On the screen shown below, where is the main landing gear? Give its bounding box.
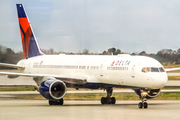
[49,98,64,105]
[138,90,148,109]
[101,88,116,104]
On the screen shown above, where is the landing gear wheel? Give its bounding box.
[101,97,106,104]
[101,88,117,105]
[49,98,64,105]
[57,98,64,105]
[138,102,143,109]
[49,100,56,105]
[143,102,148,109]
[49,100,53,105]
[111,97,116,104]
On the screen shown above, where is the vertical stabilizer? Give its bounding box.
[16,4,43,59]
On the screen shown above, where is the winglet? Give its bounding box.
[16,4,43,59]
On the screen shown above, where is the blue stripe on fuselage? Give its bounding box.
[66,82,141,89]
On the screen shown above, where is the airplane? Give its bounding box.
[0,4,179,109]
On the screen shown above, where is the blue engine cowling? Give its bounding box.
[39,78,66,100]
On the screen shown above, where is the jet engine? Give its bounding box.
[134,89,161,99]
[38,78,66,100]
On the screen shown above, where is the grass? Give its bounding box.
[4,93,140,100]
[167,70,180,73]
[6,92,180,100]
[0,86,36,91]
[154,92,180,100]
[64,93,180,100]
[168,76,180,80]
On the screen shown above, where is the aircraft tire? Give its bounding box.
[49,100,56,105]
[57,98,63,105]
[49,99,64,105]
[144,102,148,109]
[111,97,116,104]
[101,97,106,104]
[138,102,143,109]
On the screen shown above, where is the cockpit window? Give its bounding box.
[141,67,151,73]
[141,67,165,73]
[159,67,165,72]
[151,67,159,72]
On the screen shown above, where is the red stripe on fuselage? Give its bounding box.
[18,18,32,58]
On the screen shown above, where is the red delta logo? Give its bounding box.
[111,60,115,66]
[40,61,43,65]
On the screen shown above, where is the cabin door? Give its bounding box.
[131,64,135,78]
[100,60,106,77]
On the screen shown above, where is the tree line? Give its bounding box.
[0,44,180,66]
[0,45,23,64]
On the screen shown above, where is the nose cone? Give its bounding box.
[154,73,168,88]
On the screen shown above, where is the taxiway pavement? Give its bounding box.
[0,100,180,120]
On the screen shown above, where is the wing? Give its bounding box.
[0,71,87,85]
[165,68,180,72]
[0,63,25,69]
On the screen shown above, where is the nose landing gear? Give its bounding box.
[138,98,148,109]
[101,88,116,104]
[138,90,148,109]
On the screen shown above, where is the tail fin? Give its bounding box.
[16,4,43,59]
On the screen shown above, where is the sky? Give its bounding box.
[0,0,180,54]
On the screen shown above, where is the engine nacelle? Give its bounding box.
[134,89,161,99]
[39,78,66,100]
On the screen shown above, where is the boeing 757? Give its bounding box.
[0,4,178,109]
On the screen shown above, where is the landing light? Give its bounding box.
[141,92,147,97]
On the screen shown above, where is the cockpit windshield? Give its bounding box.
[141,67,165,73]
[151,67,159,72]
[159,67,165,72]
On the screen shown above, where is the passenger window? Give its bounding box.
[151,67,159,72]
[159,67,165,72]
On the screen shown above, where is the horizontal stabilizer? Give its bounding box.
[0,63,25,69]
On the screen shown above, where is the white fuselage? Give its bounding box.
[17,54,168,89]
